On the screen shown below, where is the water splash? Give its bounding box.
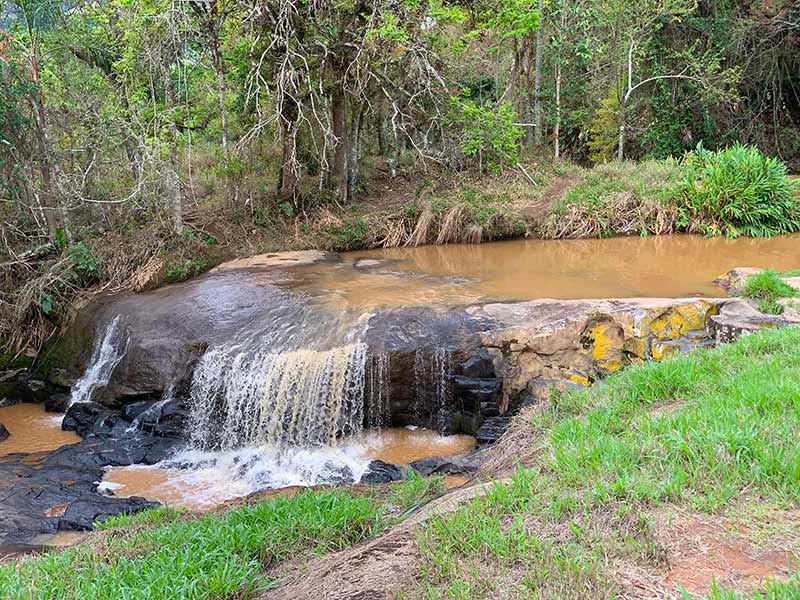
[126,386,174,434]
[187,343,369,451]
[413,348,452,433]
[70,316,129,405]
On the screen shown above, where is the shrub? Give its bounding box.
[451,97,524,172]
[679,144,800,237]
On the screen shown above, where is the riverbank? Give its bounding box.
[3,325,798,599]
[5,150,797,361]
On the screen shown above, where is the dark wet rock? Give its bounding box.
[62,401,107,437]
[0,396,21,408]
[44,392,71,413]
[475,416,510,445]
[47,435,180,468]
[458,351,496,379]
[409,452,483,476]
[11,373,50,404]
[48,367,79,389]
[120,400,154,422]
[0,422,8,442]
[452,376,502,415]
[0,435,179,544]
[317,462,354,485]
[143,400,187,438]
[361,460,403,483]
[59,495,158,531]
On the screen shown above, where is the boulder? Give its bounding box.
[0,422,8,442]
[59,495,158,532]
[707,299,800,343]
[0,434,178,544]
[44,393,71,413]
[361,460,403,483]
[62,401,107,437]
[10,373,50,404]
[409,452,483,476]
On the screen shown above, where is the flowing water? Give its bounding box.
[0,404,80,455]
[16,234,800,511]
[69,315,129,405]
[103,427,476,510]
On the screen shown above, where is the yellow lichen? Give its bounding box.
[587,322,623,372]
[649,302,713,341]
[568,372,590,386]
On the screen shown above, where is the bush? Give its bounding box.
[679,143,800,237]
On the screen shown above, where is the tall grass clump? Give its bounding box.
[741,269,797,314]
[540,160,683,238]
[680,143,800,237]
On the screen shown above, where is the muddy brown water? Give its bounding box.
[0,404,80,455]
[103,428,475,510]
[290,234,800,308]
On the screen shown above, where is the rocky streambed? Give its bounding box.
[2,239,799,553]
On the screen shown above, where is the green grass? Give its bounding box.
[0,489,383,600]
[541,159,685,238]
[389,470,445,511]
[417,326,800,598]
[741,269,797,314]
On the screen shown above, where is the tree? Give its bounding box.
[3,0,67,242]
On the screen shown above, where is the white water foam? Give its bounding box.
[70,316,129,405]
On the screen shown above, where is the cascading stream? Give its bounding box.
[70,315,129,405]
[187,340,372,452]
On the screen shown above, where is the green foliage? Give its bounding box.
[451,98,524,172]
[485,0,540,40]
[326,217,370,251]
[419,326,800,597]
[165,257,209,284]
[389,471,445,510]
[0,488,383,600]
[741,269,797,315]
[588,85,620,164]
[679,144,800,237]
[66,242,103,282]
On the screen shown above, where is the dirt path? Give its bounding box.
[520,175,577,225]
[257,481,501,600]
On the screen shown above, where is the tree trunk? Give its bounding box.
[348,104,364,200]
[331,82,349,203]
[554,62,562,159]
[161,60,183,231]
[209,36,228,160]
[28,46,63,242]
[618,41,634,162]
[533,0,544,146]
[278,97,299,200]
[377,99,388,157]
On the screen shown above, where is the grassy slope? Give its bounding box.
[415,326,800,599]
[0,475,445,600]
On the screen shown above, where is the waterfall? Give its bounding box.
[70,316,129,405]
[187,343,369,451]
[413,348,452,432]
[365,353,390,428]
